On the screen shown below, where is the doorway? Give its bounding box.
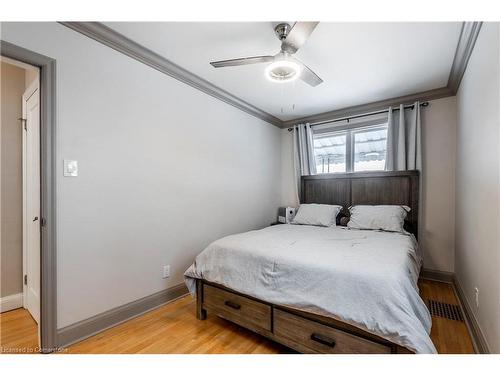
[1,40,57,354]
[1,56,41,352]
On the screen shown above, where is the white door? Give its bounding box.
[22,80,40,324]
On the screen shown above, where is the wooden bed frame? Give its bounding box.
[196,170,419,354]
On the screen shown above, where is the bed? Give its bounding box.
[184,171,436,354]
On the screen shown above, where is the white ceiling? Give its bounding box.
[104,22,462,121]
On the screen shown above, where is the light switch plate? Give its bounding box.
[162,265,170,279]
[64,160,78,177]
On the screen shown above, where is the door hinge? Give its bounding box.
[24,274,28,285]
[18,118,27,131]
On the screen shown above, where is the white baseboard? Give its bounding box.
[0,293,23,313]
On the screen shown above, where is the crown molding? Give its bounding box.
[447,22,482,94]
[60,21,482,129]
[281,21,482,128]
[281,86,453,127]
[59,22,283,128]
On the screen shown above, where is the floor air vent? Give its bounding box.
[427,300,464,321]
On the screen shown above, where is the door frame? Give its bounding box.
[1,40,57,353]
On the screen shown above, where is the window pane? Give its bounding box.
[353,126,388,171]
[313,132,347,173]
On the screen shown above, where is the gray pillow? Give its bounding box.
[347,205,410,232]
[292,204,342,227]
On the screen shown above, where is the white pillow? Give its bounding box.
[347,205,410,232]
[291,204,342,227]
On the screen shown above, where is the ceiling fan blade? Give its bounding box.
[293,58,323,87]
[210,56,274,68]
[281,22,319,54]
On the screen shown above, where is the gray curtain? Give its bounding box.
[385,101,423,241]
[293,123,316,203]
[386,101,422,171]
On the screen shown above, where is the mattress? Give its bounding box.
[184,224,436,353]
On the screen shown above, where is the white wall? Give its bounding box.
[455,22,500,353]
[279,97,458,273]
[0,22,282,328]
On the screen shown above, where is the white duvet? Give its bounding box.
[184,224,436,353]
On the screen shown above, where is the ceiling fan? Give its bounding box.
[210,22,323,87]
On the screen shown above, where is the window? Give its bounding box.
[313,132,347,173]
[352,126,388,171]
[314,124,388,173]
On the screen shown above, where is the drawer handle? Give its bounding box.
[310,333,336,348]
[224,300,241,310]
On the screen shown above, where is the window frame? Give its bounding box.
[313,121,388,174]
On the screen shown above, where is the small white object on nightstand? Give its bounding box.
[63,160,78,177]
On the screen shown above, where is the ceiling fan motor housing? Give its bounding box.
[274,23,292,41]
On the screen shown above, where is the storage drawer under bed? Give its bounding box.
[202,284,272,332]
[200,282,404,354]
[273,309,392,354]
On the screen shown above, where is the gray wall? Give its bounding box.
[455,22,500,353]
[1,22,282,328]
[280,96,458,273]
[0,62,25,298]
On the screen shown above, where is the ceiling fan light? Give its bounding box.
[265,60,301,83]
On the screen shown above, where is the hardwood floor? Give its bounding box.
[0,308,38,354]
[67,295,291,354]
[418,279,475,354]
[0,279,475,354]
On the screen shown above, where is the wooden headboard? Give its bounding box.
[301,170,419,236]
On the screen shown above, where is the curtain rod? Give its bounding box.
[287,101,429,131]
